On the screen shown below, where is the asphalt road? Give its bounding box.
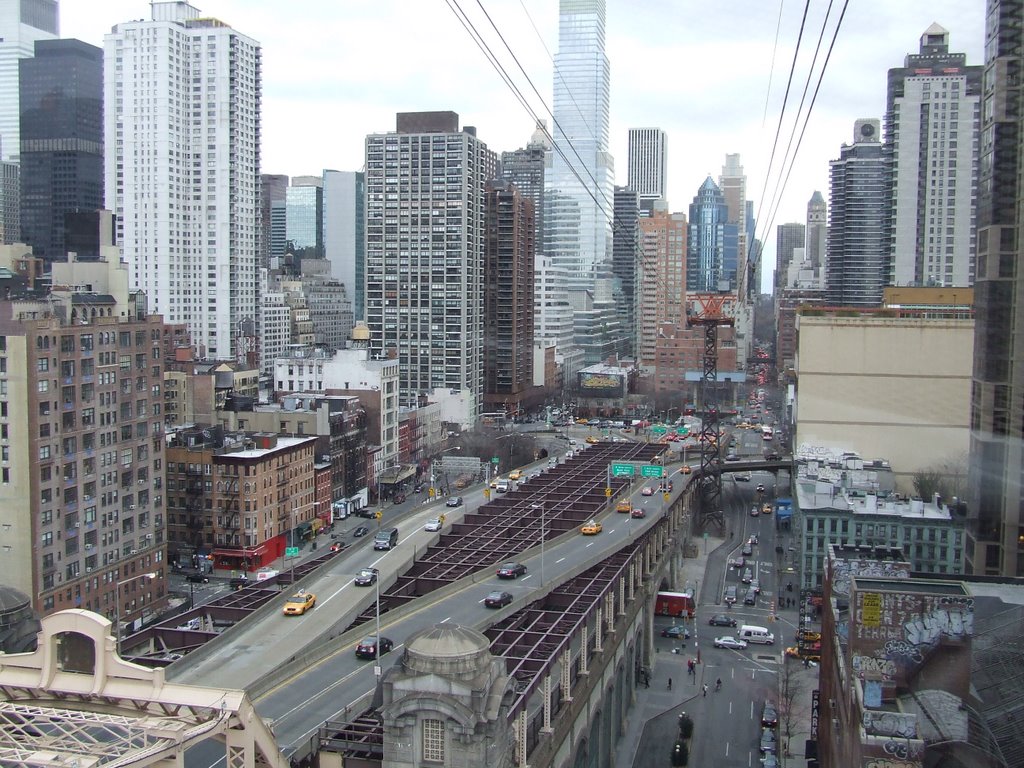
[183,451,682,767]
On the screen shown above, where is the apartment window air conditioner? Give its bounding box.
[86,567,93,572]
[138,479,145,485]
[84,495,92,501]
[85,543,93,550]
[129,549,138,555]
[74,522,80,527]
[129,504,136,510]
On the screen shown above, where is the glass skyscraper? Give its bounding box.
[19,38,103,261]
[545,0,613,292]
[687,177,738,293]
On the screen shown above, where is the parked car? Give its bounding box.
[759,728,778,754]
[355,636,394,659]
[185,571,209,584]
[660,625,690,639]
[761,701,779,727]
[714,636,748,650]
[352,526,369,538]
[446,496,463,507]
[709,614,737,627]
[354,568,378,587]
[496,562,527,579]
[484,590,514,608]
[392,493,407,505]
[282,591,316,616]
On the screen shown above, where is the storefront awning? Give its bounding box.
[378,465,417,485]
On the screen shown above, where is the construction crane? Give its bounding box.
[686,293,735,531]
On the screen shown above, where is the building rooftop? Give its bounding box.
[220,435,316,460]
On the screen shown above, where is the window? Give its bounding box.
[422,719,444,762]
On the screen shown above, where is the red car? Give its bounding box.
[630,508,646,518]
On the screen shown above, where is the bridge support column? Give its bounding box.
[542,673,554,733]
[580,624,589,676]
[606,592,616,631]
[618,573,627,616]
[516,707,529,768]
[594,606,603,653]
[561,648,573,703]
[669,552,680,590]
[225,725,256,768]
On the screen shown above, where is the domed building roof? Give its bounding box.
[404,623,492,679]
[0,585,31,613]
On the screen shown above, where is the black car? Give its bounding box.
[185,571,209,584]
[352,526,369,538]
[764,451,781,461]
[660,625,690,639]
[709,614,737,627]
[756,483,766,493]
[355,635,394,659]
[414,483,425,493]
[496,562,527,579]
[354,507,375,518]
[445,496,463,507]
[484,590,514,608]
[229,576,250,590]
[761,701,779,727]
[354,567,378,587]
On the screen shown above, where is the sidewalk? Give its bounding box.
[613,531,725,768]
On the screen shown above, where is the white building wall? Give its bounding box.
[795,315,973,492]
[104,1,261,361]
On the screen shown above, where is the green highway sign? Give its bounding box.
[611,463,636,477]
[640,464,663,478]
[491,457,500,464]
[677,427,689,435]
[285,546,299,558]
[651,426,667,435]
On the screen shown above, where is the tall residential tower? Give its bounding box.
[104,1,261,361]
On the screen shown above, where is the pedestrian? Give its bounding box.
[668,677,673,691]
[702,683,708,697]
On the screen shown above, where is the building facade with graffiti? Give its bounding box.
[816,546,1016,768]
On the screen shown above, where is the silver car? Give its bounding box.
[714,636,748,650]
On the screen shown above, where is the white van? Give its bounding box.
[495,479,510,493]
[737,625,775,644]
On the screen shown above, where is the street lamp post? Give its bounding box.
[115,571,158,657]
[532,503,545,585]
[374,568,382,680]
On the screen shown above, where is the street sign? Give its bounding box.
[651,426,667,435]
[677,427,689,435]
[703,532,708,540]
[491,457,500,464]
[663,493,670,501]
[640,464,663,478]
[375,510,383,520]
[285,546,299,558]
[611,463,636,477]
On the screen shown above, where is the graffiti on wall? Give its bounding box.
[852,654,896,681]
[832,558,910,598]
[862,710,917,739]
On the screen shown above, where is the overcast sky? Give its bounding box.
[62,0,985,291]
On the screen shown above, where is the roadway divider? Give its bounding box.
[247,505,671,703]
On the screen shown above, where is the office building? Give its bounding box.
[534,256,581,378]
[805,191,826,286]
[636,210,686,371]
[483,181,535,416]
[323,169,365,319]
[364,111,495,412]
[0,158,17,243]
[627,127,666,213]
[719,154,750,297]
[967,0,1024,578]
[499,121,547,247]
[774,222,805,292]
[19,38,103,262]
[104,1,261,362]
[0,0,58,162]
[285,175,323,272]
[687,176,738,293]
[825,120,888,306]
[0,238,168,623]
[545,0,613,291]
[260,174,288,267]
[886,24,981,288]
[612,185,640,357]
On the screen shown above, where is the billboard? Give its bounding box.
[577,370,626,398]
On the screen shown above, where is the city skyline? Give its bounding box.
[59,1,984,292]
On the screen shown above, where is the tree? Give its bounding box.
[912,451,968,504]
[778,658,805,755]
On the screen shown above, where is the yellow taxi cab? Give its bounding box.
[490,477,500,488]
[762,502,773,515]
[576,417,589,424]
[283,590,316,616]
[681,465,692,474]
[509,470,523,481]
[615,499,632,513]
[585,436,600,444]
[581,519,603,535]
